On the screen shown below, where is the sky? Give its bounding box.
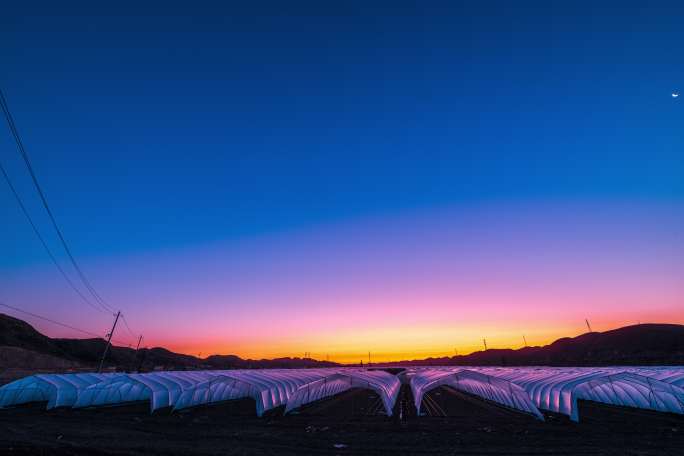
[1,1,682,363]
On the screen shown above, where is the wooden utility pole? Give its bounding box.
[368,351,371,366]
[131,334,144,372]
[98,311,120,373]
[523,335,528,347]
[483,339,488,351]
[585,319,593,333]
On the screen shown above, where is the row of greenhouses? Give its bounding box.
[0,369,400,417]
[405,366,684,421]
[1,367,683,422]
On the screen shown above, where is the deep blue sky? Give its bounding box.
[1,2,683,356]
[1,1,682,267]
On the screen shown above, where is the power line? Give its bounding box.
[0,88,115,314]
[0,300,133,346]
[98,310,120,372]
[0,161,109,314]
[0,89,145,348]
[0,300,101,338]
[120,313,139,340]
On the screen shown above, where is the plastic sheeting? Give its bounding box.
[173,369,331,416]
[467,367,684,421]
[3,367,684,422]
[73,371,219,412]
[410,369,544,420]
[623,368,684,389]
[570,372,684,421]
[284,370,401,416]
[0,373,119,409]
[487,368,608,417]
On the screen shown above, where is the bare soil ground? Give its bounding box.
[0,386,682,455]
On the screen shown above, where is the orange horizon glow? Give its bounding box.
[3,5,684,376]
[151,311,684,364]
[4,201,683,364]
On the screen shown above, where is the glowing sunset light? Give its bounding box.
[3,4,684,455]
[3,201,682,363]
[1,3,682,364]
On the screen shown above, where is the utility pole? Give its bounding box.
[368,351,371,366]
[98,311,121,373]
[136,347,148,373]
[523,335,528,347]
[483,338,488,351]
[131,334,143,372]
[585,319,593,333]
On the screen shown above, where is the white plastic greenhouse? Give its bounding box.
[73,371,222,411]
[173,369,333,416]
[284,370,401,416]
[410,369,544,420]
[569,371,684,421]
[0,373,120,409]
[473,367,684,421]
[1,366,683,422]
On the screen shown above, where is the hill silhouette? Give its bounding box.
[0,313,338,370]
[383,324,684,366]
[1,313,683,370]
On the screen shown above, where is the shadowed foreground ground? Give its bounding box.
[0,386,682,455]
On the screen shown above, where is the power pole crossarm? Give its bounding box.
[98,311,120,373]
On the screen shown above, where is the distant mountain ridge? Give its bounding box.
[0,313,338,370]
[1,313,683,371]
[382,324,684,366]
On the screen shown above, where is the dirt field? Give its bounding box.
[0,386,682,455]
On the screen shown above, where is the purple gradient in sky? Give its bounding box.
[3,199,682,362]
